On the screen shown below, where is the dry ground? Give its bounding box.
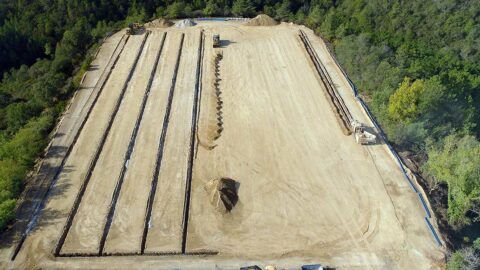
[0,21,445,269]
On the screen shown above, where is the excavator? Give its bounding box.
[351,120,377,144]
[126,23,144,35]
[213,34,220,48]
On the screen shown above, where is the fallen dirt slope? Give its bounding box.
[145,18,173,28]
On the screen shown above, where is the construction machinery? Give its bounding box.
[351,120,376,144]
[127,23,144,35]
[213,34,220,48]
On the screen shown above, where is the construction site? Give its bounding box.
[0,16,446,269]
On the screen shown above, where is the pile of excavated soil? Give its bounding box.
[175,19,196,28]
[245,14,279,26]
[144,18,173,28]
[205,177,238,213]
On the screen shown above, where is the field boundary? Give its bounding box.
[141,33,186,254]
[10,33,129,261]
[310,29,443,247]
[54,32,150,256]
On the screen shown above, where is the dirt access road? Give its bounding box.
[0,20,445,269]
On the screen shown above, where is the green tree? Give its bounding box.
[447,251,465,270]
[165,2,186,18]
[203,0,220,16]
[232,0,256,17]
[388,77,425,123]
[125,0,147,24]
[0,199,15,229]
[275,0,292,20]
[319,9,339,40]
[426,135,480,227]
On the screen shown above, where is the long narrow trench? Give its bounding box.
[98,32,167,256]
[140,33,185,254]
[299,30,353,134]
[54,32,150,256]
[181,30,205,254]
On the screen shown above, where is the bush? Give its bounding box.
[0,199,15,230]
[447,251,465,270]
[425,135,480,227]
[388,78,425,123]
[165,2,186,18]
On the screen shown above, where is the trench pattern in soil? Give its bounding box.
[213,53,224,140]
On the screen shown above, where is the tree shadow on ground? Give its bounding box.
[45,144,68,159]
[88,64,99,71]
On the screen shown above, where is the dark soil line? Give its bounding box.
[98,32,167,255]
[299,30,352,135]
[10,34,130,261]
[54,32,149,256]
[181,30,205,254]
[55,250,217,257]
[140,33,185,254]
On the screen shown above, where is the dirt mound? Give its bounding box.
[245,14,279,26]
[175,19,196,28]
[144,18,173,28]
[205,178,238,213]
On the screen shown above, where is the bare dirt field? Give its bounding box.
[0,20,445,269]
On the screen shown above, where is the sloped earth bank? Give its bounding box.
[0,21,445,269]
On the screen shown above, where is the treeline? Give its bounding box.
[0,0,479,267]
[0,1,124,230]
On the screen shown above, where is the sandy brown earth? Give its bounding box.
[0,21,445,269]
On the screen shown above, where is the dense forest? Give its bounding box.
[0,0,479,268]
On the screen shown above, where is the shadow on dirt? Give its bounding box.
[219,40,235,48]
[88,64,99,71]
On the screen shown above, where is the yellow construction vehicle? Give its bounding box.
[127,23,144,35]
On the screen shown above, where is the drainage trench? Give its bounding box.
[98,32,167,256]
[140,33,185,254]
[55,250,218,257]
[54,32,150,256]
[11,34,129,261]
[181,30,205,254]
[299,30,353,134]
